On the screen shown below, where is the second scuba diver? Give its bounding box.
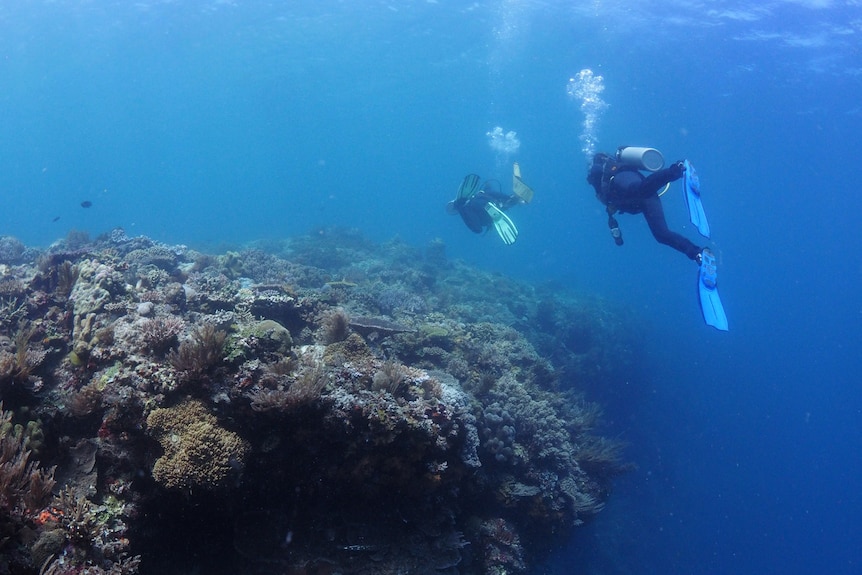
[586,146,706,263]
[447,162,534,245]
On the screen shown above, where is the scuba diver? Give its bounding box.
[446,162,534,245]
[587,146,728,331]
[586,146,704,262]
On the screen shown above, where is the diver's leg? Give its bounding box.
[498,194,522,210]
[639,165,683,196]
[642,195,701,260]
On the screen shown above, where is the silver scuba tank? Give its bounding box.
[616,146,664,172]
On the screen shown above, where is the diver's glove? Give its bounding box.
[671,161,686,178]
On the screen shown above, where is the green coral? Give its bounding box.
[67,350,85,367]
[97,361,122,389]
[219,251,244,278]
[225,319,293,364]
[0,414,46,456]
[146,400,249,491]
[246,319,293,356]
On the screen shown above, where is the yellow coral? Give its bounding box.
[146,400,249,491]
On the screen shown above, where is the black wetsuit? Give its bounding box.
[592,162,701,260]
[454,189,518,234]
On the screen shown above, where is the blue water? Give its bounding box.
[2,1,860,573]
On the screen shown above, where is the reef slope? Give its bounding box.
[0,229,633,575]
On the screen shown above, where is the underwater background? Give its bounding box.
[1,1,860,574]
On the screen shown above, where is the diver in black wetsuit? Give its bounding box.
[446,166,533,245]
[447,179,520,234]
[587,148,703,262]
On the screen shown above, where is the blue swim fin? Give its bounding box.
[697,248,728,331]
[683,160,710,238]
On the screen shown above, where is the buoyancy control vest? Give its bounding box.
[587,153,630,246]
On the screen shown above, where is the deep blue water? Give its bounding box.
[2,1,860,574]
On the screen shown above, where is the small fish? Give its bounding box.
[52,216,60,222]
[80,200,92,208]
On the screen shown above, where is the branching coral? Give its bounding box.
[53,485,97,545]
[249,360,327,413]
[139,316,185,355]
[478,374,577,471]
[40,554,142,575]
[167,323,226,375]
[0,403,56,520]
[471,373,619,528]
[371,358,409,396]
[146,400,249,491]
[318,307,350,344]
[374,284,428,316]
[289,362,328,401]
[478,517,526,573]
[0,322,47,393]
[267,356,296,376]
[0,296,28,334]
[31,464,140,574]
[67,380,104,417]
[575,435,628,478]
[55,260,80,299]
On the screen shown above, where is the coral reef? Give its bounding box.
[0,228,637,575]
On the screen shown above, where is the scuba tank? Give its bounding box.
[589,148,665,246]
[616,146,664,172]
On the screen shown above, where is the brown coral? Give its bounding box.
[318,307,350,344]
[146,400,249,491]
[249,363,327,413]
[139,316,185,355]
[0,323,47,393]
[54,260,80,299]
[0,403,56,517]
[53,485,97,545]
[167,323,226,375]
[371,359,408,395]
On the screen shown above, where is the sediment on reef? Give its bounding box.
[0,229,635,575]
